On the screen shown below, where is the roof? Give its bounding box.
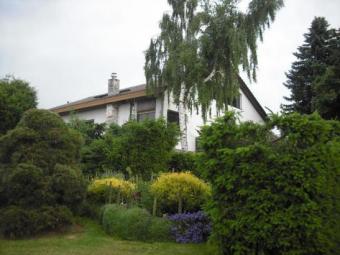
[50,84,147,114]
[50,81,267,120]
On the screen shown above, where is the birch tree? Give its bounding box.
[145,0,283,149]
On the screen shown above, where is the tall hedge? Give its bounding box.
[0,109,86,237]
[199,112,340,255]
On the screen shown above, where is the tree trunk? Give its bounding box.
[152,197,157,216]
[179,82,188,151]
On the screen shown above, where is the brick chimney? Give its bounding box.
[108,72,120,96]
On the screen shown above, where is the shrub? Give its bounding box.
[87,177,135,204]
[101,204,171,242]
[199,112,340,255]
[150,172,211,214]
[0,110,86,237]
[168,211,211,243]
[80,119,179,179]
[0,206,73,238]
[167,151,197,173]
[148,217,172,242]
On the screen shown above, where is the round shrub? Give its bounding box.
[102,205,150,241]
[148,217,172,242]
[88,177,135,204]
[0,110,86,238]
[150,172,211,213]
[101,205,171,242]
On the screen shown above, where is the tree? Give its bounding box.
[199,112,340,255]
[0,76,37,135]
[145,0,283,149]
[0,109,86,237]
[81,119,179,179]
[282,17,340,119]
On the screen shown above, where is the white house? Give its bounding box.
[50,73,267,151]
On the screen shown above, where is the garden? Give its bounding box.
[1,0,340,254]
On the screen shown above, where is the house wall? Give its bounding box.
[61,106,107,123]
[163,89,265,151]
[59,89,264,152]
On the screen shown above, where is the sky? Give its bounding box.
[1,0,340,113]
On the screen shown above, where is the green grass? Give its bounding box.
[0,219,214,255]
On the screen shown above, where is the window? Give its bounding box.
[232,94,241,109]
[137,99,156,121]
[167,110,179,126]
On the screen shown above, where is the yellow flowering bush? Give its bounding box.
[87,177,136,203]
[150,172,211,213]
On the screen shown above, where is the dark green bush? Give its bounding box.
[0,206,73,238]
[167,151,200,176]
[101,204,172,242]
[0,109,86,238]
[199,112,340,255]
[79,119,179,179]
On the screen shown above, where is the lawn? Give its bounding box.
[0,219,214,255]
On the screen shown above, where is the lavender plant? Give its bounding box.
[168,211,211,243]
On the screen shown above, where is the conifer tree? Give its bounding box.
[145,0,283,149]
[282,17,340,118]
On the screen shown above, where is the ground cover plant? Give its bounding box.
[199,112,340,255]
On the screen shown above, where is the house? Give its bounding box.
[50,73,267,151]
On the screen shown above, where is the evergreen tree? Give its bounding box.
[311,28,340,119]
[145,0,283,149]
[282,17,340,119]
[0,76,37,135]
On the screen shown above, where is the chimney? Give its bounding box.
[108,72,120,96]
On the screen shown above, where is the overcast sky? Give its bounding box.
[1,0,340,113]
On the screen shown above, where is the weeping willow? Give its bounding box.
[145,0,284,120]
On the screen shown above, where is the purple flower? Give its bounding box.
[168,211,211,243]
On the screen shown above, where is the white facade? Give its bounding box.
[57,86,265,152]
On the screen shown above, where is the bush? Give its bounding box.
[0,206,73,238]
[167,151,197,173]
[199,112,340,255]
[87,177,135,204]
[101,204,171,242]
[0,110,86,238]
[80,119,179,179]
[168,211,211,243]
[150,172,211,214]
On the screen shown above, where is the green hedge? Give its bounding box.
[101,204,171,242]
[0,206,73,238]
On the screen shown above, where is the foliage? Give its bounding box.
[283,17,340,119]
[199,112,340,255]
[87,177,136,204]
[150,172,211,214]
[101,204,172,242]
[168,211,211,244]
[0,205,73,238]
[167,151,197,173]
[67,115,106,145]
[0,109,86,237]
[145,0,283,119]
[0,76,37,135]
[0,219,213,255]
[82,119,179,179]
